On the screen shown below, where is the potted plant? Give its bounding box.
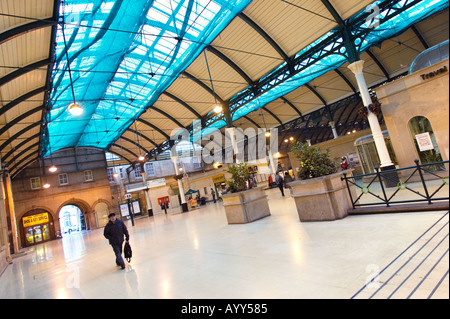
[221,163,271,224]
[287,142,355,222]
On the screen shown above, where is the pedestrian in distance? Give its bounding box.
[340,156,349,170]
[211,187,216,203]
[275,171,285,197]
[103,212,130,270]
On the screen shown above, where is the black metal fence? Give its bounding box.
[342,160,449,209]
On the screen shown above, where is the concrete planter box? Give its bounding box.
[287,170,354,222]
[222,187,271,224]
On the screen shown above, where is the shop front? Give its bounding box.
[20,210,54,247]
[212,174,227,198]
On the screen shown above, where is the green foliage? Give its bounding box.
[225,163,250,193]
[291,142,337,180]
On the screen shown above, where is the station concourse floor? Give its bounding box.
[0,187,448,299]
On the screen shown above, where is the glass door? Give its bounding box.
[25,227,35,245]
[33,226,43,243]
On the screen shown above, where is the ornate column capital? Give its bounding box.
[348,60,365,76]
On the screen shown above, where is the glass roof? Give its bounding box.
[44,0,448,158]
[44,0,252,156]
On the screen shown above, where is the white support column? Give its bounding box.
[172,157,188,212]
[141,171,153,217]
[267,148,277,175]
[348,60,394,168]
[329,121,339,139]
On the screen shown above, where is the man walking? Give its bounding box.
[104,213,129,269]
[275,171,285,197]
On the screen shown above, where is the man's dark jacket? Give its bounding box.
[104,218,129,246]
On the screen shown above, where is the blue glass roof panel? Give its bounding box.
[45,0,252,156]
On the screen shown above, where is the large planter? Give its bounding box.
[222,187,271,224]
[287,170,355,222]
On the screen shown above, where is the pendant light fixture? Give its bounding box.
[204,50,221,113]
[48,144,57,173]
[61,9,83,116]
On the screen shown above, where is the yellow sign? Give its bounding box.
[212,174,225,183]
[23,213,49,228]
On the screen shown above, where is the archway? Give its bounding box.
[58,205,86,237]
[408,116,444,171]
[94,201,110,228]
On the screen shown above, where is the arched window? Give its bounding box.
[408,116,444,171]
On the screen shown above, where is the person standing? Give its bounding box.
[275,171,285,197]
[340,156,349,170]
[104,213,130,269]
[211,187,216,203]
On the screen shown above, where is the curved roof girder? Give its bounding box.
[111,143,138,161]
[365,49,391,81]
[0,58,51,87]
[206,45,254,86]
[0,86,47,117]
[136,118,171,141]
[10,155,40,180]
[162,91,202,120]
[4,142,40,171]
[117,135,149,155]
[0,105,43,136]
[238,12,290,63]
[0,122,42,153]
[1,133,41,163]
[126,128,158,148]
[0,20,54,44]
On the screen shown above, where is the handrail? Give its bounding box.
[342,159,449,209]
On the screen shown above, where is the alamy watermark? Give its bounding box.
[66,264,80,289]
[365,3,381,29]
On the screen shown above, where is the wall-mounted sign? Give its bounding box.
[415,132,434,151]
[119,200,141,217]
[212,174,225,183]
[23,213,49,227]
[420,65,447,81]
[147,178,166,189]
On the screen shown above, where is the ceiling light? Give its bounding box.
[68,103,83,116]
[113,172,119,178]
[213,105,223,113]
[265,131,271,137]
[138,155,145,161]
[49,165,58,173]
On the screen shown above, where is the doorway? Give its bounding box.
[59,205,86,236]
[24,224,51,246]
[21,210,54,247]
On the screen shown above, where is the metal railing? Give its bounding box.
[342,159,449,209]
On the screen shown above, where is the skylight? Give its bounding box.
[44,0,252,156]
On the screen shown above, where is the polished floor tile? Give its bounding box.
[0,188,448,299]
